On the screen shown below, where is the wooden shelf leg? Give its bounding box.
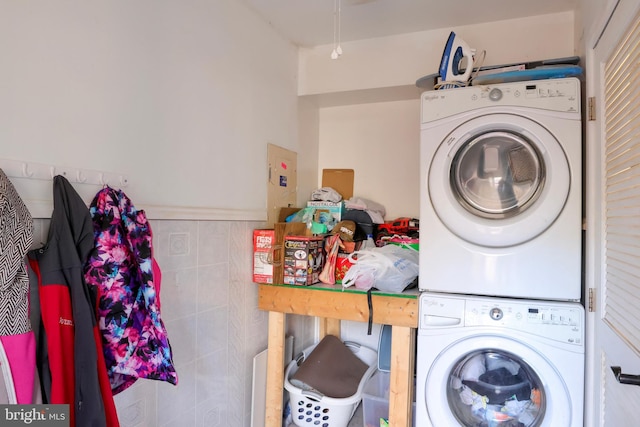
[388,326,416,427]
[265,311,286,427]
[319,317,341,338]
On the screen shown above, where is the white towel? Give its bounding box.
[344,197,386,223]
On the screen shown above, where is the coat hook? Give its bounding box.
[98,173,109,186]
[120,176,129,187]
[21,163,34,178]
[76,170,87,183]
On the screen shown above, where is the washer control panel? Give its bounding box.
[420,293,584,346]
[421,77,581,123]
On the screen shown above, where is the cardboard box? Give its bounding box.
[273,221,307,284]
[283,236,324,285]
[322,169,354,200]
[253,229,277,284]
[306,200,345,231]
[278,207,300,223]
[253,207,309,285]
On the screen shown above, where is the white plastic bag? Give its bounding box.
[342,244,419,293]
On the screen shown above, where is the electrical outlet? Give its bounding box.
[169,232,190,256]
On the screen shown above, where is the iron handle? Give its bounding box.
[611,366,640,386]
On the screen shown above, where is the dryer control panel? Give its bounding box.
[421,77,581,123]
[420,293,585,347]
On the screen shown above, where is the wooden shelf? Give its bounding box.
[258,283,417,427]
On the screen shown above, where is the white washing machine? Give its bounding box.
[416,292,584,427]
[419,78,582,300]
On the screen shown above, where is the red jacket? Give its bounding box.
[28,175,119,427]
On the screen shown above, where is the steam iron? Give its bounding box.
[438,31,476,89]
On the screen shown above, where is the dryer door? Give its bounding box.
[428,113,570,247]
[424,335,573,427]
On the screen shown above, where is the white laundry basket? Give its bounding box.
[284,341,378,427]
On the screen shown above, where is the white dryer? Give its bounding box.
[416,292,585,427]
[419,78,582,300]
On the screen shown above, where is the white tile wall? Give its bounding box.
[131,219,270,427]
[30,218,288,427]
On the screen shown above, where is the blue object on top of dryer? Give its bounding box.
[438,32,476,89]
[419,77,582,301]
[472,65,583,85]
[416,56,580,90]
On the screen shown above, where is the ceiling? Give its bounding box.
[243,0,579,48]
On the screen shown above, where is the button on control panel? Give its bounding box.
[489,88,503,101]
[489,307,503,320]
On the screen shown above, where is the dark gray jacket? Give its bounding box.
[28,175,112,427]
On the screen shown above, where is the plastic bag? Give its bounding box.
[342,244,419,293]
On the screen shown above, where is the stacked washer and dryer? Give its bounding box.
[416,78,585,427]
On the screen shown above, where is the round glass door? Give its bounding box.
[447,349,546,426]
[452,131,544,219]
[427,113,570,248]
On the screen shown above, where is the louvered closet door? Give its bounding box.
[588,0,640,425]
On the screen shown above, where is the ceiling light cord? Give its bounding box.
[336,0,342,55]
[331,0,342,59]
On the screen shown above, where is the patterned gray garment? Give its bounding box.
[0,169,34,336]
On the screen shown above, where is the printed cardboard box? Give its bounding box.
[274,209,308,284]
[306,200,345,231]
[253,207,308,285]
[253,229,277,284]
[283,236,325,286]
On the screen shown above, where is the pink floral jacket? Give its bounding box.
[84,186,177,394]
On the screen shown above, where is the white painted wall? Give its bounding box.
[0,0,303,220]
[318,100,420,219]
[296,96,321,206]
[299,12,575,95]
[576,0,615,52]
[308,12,576,221]
[1,4,578,222]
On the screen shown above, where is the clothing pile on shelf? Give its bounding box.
[0,169,178,427]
